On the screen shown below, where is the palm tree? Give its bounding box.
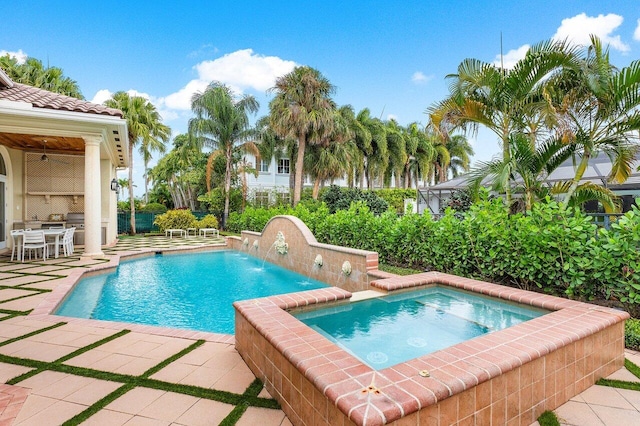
[383,119,408,187]
[548,36,640,209]
[105,92,171,234]
[269,66,336,205]
[188,82,259,227]
[356,109,388,189]
[445,134,474,179]
[0,55,83,98]
[140,132,169,203]
[429,39,580,203]
[117,178,129,200]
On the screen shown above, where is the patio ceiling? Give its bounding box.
[0,132,85,155]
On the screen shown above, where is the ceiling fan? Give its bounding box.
[28,139,69,164]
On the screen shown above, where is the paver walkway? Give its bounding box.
[0,234,637,425]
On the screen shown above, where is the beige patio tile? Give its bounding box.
[105,388,165,415]
[258,387,273,399]
[123,416,171,425]
[149,362,199,384]
[18,371,69,393]
[0,275,52,287]
[236,406,287,426]
[211,364,256,394]
[0,362,32,383]
[178,366,227,389]
[606,368,640,383]
[579,385,636,410]
[142,339,194,360]
[65,380,122,406]
[0,288,39,302]
[589,404,640,426]
[177,342,234,366]
[136,392,198,422]
[201,349,245,371]
[617,387,640,411]
[0,272,27,280]
[81,409,133,425]
[14,398,86,426]
[88,353,157,376]
[0,264,38,272]
[63,349,112,368]
[0,293,47,310]
[174,398,234,426]
[12,394,57,425]
[17,266,69,274]
[0,340,77,362]
[555,400,604,426]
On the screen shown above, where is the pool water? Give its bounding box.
[294,286,547,369]
[56,250,327,334]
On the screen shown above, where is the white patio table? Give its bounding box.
[43,229,67,258]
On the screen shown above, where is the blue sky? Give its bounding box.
[2,1,640,194]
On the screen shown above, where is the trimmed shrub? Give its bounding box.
[197,214,219,230]
[153,210,197,232]
[140,202,168,214]
[321,185,389,215]
[625,318,640,350]
[375,188,417,214]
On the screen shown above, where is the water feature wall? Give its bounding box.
[234,272,628,425]
[227,215,378,292]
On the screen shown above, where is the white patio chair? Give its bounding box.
[21,230,48,262]
[61,227,75,256]
[10,230,24,261]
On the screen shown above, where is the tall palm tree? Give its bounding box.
[140,132,169,203]
[383,119,408,187]
[356,109,388,189]
[548,36,640,209]
[269,66,336,205]
[429,39,580,203]
[188,82,259,227]
[105,92,171,234]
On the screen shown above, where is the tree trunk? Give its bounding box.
[292,134,306,206]
[561,150,591,210]
[312,178,321,199]
[223,144,233,228]
[128,141,136,235]
[143,162,149,204]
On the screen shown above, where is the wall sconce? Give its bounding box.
[110,178,119,192]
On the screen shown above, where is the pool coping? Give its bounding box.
[233,271,629,425]
[28,243,236,344]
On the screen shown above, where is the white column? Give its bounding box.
[82,135,104,258]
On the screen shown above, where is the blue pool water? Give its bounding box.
[56,250,327,334]
[294,286,547,369]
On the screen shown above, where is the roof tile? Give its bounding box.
[0,82,122,117]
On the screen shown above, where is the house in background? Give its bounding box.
[419,152,640,215]
[0,68,129,258]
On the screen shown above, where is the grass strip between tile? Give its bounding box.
[595,358,640,391]
[61,383,135,426]
[140,339,205,378]
[7,329,133,384]
[220,378,267,426]
[0,322,66,347]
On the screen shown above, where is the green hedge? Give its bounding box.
[228,197,640,307]
[626,318,640,350]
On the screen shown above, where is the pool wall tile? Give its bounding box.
[234,272,628,425]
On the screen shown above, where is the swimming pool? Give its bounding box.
[56,250,327,334]
[294,286,547,369]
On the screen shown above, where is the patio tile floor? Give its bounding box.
[0,235,634,425]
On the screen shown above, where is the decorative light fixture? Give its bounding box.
[110,178,119,192]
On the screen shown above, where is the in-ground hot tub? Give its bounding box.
[234,272,628,425]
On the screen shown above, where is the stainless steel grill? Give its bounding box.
[66,212,85,229]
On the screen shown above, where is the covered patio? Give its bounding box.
[0,68,128,258]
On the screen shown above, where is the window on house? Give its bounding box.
[277,158,290,174]
[254,191,269,207]
[259,159,269,173]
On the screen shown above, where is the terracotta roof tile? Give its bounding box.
[0,82,122,117]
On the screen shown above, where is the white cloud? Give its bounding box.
[492,44,530,69]
[552,13,629,52]
[387,114,398,121]
[90,89,113,105]
[634,19,640,41]
[160,49,297,111]
[0,49,27,64]
[411,71,433,84]
[91,88,178,122]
